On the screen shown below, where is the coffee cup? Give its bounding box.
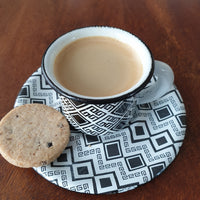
[41,26,174,136]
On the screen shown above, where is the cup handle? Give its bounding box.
[136,60,174,104]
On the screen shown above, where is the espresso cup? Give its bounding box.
[41,27,174,136]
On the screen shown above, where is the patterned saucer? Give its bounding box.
[14,68,186,194]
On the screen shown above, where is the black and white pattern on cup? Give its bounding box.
[60,95,137,136]
[14,68,186,194]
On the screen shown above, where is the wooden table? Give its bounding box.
[0,0,199,199]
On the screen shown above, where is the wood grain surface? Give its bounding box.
[0,0,200,199]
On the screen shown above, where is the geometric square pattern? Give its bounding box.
[135,126,146,135]
[149,162,166,178]
[104,141,123,160]
[107,144,120,157]
[73,162,94,179]
[94,174,117,194]
[31,99,46,104]
[100,178,112,188]
[125,154,146,171]
[18,85,30,98]
[150,131,173,151]
[129,121,150,141]
[157,108,171,118]
[176,114,186,128]
[83,134,102,146]
[154,105,173,121]
[14,67,186,194]
[138,103,152,110]
[156,136,168,146]
[57,153,68,162]
[77,166,89,175]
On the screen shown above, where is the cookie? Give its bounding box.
[0,104,70,168]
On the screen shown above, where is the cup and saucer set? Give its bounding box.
[14,27,186,194]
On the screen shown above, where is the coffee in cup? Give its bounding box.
[54,36,143,97]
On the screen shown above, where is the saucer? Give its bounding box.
[14,68,186,194]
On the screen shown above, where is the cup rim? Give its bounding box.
[41,26,154,104]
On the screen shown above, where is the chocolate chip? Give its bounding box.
[16,115,19,118]
[47,142,53,148]
[57,123,64,128]
[40,161,47,165]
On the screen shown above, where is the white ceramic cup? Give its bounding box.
[42,27,174,136]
